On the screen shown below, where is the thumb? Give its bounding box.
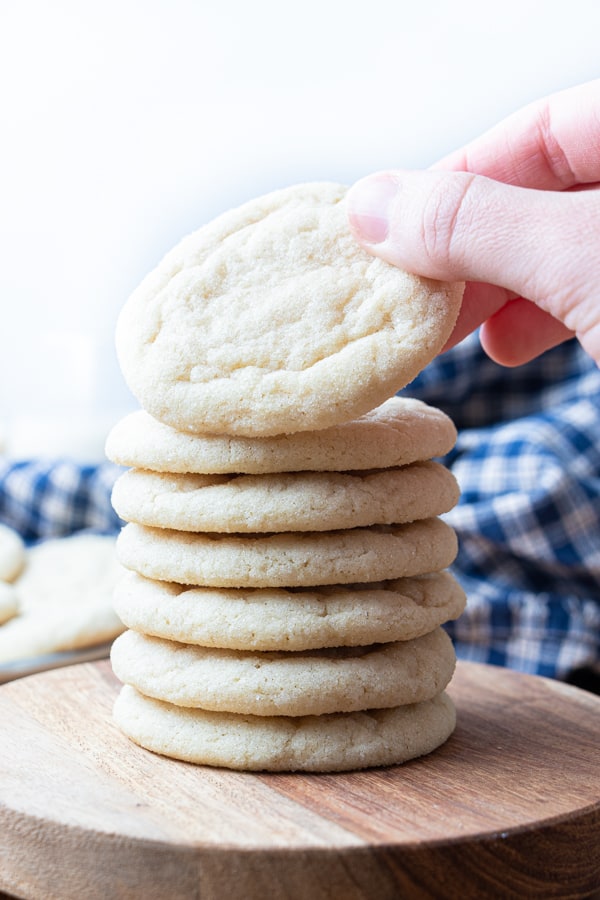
[346,170,600,362]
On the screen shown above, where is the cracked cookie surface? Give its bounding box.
[116,518,458,588]
[105,397,457,474]
[111,626,456,716]
[111,460,459,533]
[113,570,466,650]
[113,685,456,771]
[115,183,463,436]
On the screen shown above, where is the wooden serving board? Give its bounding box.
[0,660,598,900]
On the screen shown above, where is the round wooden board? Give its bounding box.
[0,660,598,900]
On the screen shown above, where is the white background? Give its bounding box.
[1,0,599,458]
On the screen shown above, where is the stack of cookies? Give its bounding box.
[107,182,466,772]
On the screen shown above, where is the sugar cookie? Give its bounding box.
[113,570,466,650]
[105,398,457,474]
[0,534,124,663]
[111,461,459,533]
[0,583,17,625]
[115,183,463,436]
[111,626,455,716]
[0,523,25,583]
[113,685,456,771]
[117,518,458,588]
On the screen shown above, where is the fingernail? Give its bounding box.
[346,175,398,244]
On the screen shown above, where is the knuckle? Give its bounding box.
[419,175,477,274]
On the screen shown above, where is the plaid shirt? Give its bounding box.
[1,334,599,686]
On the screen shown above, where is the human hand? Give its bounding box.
[347,79,600,366]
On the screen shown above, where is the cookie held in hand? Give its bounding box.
[116,183,463,437]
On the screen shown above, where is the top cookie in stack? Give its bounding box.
[107,182,465,772]
[114,182,462,437]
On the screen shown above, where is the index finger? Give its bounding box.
[434,79,600,190]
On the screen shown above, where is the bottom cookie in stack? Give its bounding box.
[113,682,457,773]
[107,397,466,771]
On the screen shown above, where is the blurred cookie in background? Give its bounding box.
[0,523,26,583]
[0,533,124,664]
[0,583,17,626]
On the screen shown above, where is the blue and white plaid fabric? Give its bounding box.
[0,459,121,543]
[400,334,600,687]
[1,333,599,687]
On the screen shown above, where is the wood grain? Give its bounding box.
[0,660,598,899]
